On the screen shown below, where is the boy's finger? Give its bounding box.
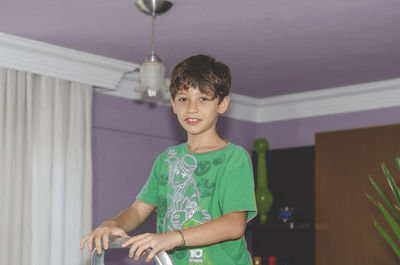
[95,236,102,254]
[80,235,87,250]
[128,245,137,258]
[127,240,138,257]
[135,247,146,261]
[87,235,94,251]
[122,237,135,248]
[145,248,157,263]
[103,234,109,250]
[135,242,152,261]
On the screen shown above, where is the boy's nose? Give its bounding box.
[187,101,199,113]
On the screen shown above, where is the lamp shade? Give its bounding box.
[137,59,166,97]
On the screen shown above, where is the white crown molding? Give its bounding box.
[0,32,138,89]
[1,32,399,124]
[224,78,400,123]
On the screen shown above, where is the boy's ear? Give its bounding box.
[170,98,177,114]
[218,96,230,114]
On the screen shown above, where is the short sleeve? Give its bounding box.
[219,147,257,222]
[136,154,163,206]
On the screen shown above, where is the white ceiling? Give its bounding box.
[0,0,399,98]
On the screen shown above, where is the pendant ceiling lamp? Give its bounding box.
[135,0,172,97]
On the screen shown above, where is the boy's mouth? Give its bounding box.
[185,118,201,125]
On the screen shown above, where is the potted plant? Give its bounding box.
[366,157,400,258]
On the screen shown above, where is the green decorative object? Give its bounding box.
[254,138,274,224]
[367,157,400,259]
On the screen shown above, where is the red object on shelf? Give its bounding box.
[268,256,277,265]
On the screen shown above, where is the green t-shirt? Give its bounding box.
[137,142,257,265]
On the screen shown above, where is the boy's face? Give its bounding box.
[171,86,230,137]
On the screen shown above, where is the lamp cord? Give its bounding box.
[151,13,156,55]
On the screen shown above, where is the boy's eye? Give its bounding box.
[178,97,187,102]
[200,97,209,102]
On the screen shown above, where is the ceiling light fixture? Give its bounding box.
[134,0,172,97]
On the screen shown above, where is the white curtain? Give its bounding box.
[0,67,93,265]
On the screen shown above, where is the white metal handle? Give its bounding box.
[91,237,174,265]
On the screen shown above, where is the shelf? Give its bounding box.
[248,221,313,233]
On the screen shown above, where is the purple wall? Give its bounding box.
[257,106,400,149]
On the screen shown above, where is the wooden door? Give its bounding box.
[315,124,400,265]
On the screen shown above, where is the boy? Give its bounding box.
[80,54,257,264]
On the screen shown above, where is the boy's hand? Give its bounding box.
[122,231,181,263]
[80,222,129,254]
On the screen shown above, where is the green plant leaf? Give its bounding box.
[374,220,400,259]
[369,176,400,222]
[396,157,400,207]
[366,192,378,206]
[395,205,400,212]
[382,162,400,205]
[367,193,400,242]
[376,201,400,243]
[395,157,400,174]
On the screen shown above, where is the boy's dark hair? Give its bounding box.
[169,54,231,103]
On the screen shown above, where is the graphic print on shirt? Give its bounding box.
[163,148,211,232]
